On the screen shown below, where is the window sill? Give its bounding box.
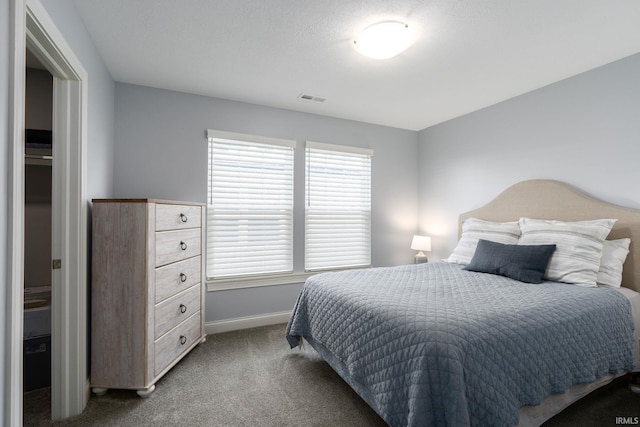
[206,265,371,291]
[206,272,315,291]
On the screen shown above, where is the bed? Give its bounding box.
[285,179,640,427]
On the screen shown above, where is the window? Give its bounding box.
[207,130,295,279]
[305,141,373,271]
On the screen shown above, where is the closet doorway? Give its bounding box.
[23,48,53,420]
[9,2,91,422]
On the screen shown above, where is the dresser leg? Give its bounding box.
[92,387,108,396]
[200,336,207,344]
[136,385,156,398]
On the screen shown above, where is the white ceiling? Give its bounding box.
[73,0,640,131]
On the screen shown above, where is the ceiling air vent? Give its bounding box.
[298,93,326,103]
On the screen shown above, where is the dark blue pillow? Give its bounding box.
[463,239,556,284]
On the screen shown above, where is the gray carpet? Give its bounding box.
[24,324,640,426]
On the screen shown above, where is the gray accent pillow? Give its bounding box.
[464,239,556,284]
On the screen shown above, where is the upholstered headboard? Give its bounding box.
[459,180,640,292]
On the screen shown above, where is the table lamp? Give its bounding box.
[411,235,431,264]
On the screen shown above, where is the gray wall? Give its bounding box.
[41,0,115,200]
[417,53,640,262]
[114,83,419,321]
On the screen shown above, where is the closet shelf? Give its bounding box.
[25,154,52,166]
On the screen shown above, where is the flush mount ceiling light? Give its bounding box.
[353,21,414,60]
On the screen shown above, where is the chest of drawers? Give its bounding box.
[90,199,206,397]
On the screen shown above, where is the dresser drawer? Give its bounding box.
[155,228,201,267]
[155,256,201,303]
[154,312,201,376]
[154,284,201,339]
[155,204,202,232]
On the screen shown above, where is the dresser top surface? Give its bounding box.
[92,198,205,206]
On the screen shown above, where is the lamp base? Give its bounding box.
[414,253,428,264]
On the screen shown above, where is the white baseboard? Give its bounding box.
[205,310,291,335]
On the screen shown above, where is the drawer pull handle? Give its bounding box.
[180,335,187,345]
[180,241,187,251]
[179,213,188,223]
[179,273,187,283]
[179,304,187,314]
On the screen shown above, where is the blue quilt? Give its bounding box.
[285,262,635,427]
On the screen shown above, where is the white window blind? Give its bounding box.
[207,130,294,279]
[305,142,373,271]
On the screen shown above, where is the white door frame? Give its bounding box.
[8,0,89,424]
[6,1,26,426]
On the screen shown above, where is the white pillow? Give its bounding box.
[518,217,616,287]
[445,218,520,265]
[597,238,631,288]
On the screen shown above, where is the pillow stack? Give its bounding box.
[518,218,616,287]
[447,217,629,287]
[597,238,631,287]
[445,218,521,265]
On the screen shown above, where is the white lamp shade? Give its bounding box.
[354,21,414,59]
[411,235,431,252]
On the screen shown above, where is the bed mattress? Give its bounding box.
[286,262,635,427]
[518,285,640,426]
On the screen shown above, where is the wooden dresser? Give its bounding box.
[90,199,206,397]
